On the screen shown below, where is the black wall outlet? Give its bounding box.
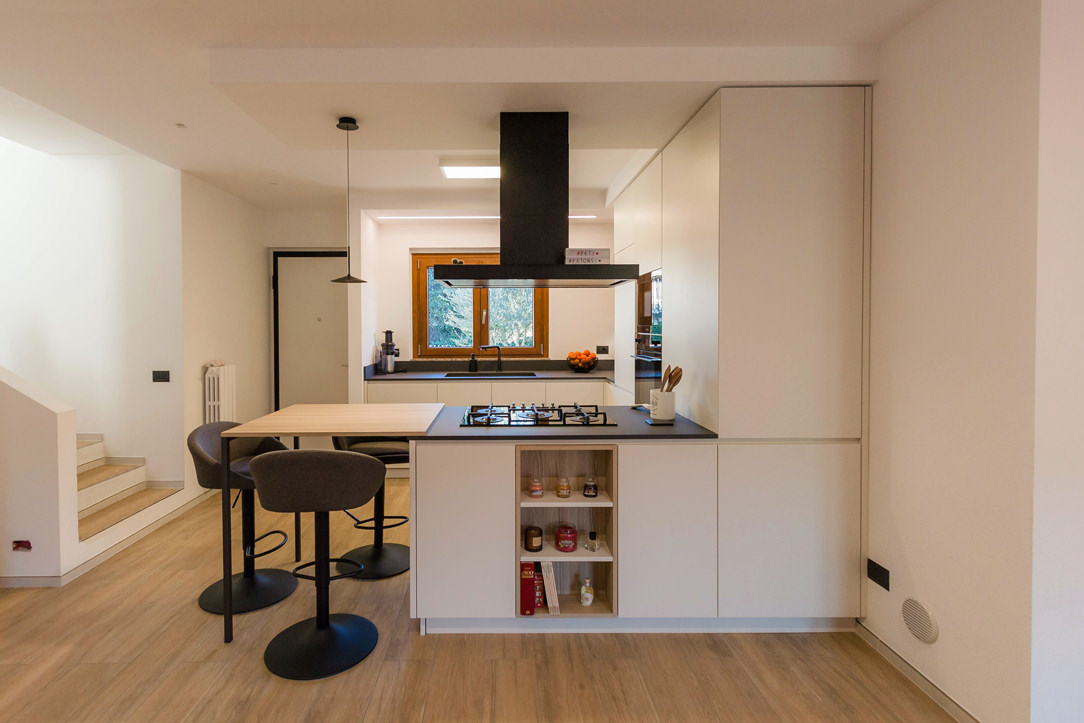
[867,558,890,591]
[596,345,609,354]
[152,370,170,382]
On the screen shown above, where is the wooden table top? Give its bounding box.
[222,403,445,438]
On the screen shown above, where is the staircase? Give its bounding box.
[77,435,180,540]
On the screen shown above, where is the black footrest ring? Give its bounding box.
[349,514,409,532]
[244,529,288,559]
[291,557,363,582]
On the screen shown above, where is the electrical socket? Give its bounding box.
[152,370,170,382]
[867,558,890,591]
[12,540,32,551]
[596,345,609,354]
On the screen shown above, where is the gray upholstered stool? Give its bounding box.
[188,422,298,614]
[332,436,410,579]
[249,449,384,680]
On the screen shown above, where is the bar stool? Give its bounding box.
[332,436,410,579]
[250,449,383,680]
[187,422,298,614]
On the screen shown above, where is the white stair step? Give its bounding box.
[76,436,105,466]
[78,463,146,514]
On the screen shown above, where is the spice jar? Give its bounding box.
[554,524,577,552]
[528,477,544,498]
[523,525,543,553]
[556,477,571,498]
[582,477,598,498]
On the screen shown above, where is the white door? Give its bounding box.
[276,254,348,448]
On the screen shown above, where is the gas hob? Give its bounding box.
[460,403,617,427]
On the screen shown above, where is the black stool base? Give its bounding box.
[337,543,410,579]
[199,568,298,615]
[264,614,379,680]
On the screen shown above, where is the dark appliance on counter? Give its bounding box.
[378,330,400,374]
[633,269,663,403]
[460,404,618,427]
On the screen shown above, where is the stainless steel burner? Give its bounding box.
[515,409,554,420]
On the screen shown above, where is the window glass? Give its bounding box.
[487,287,535,348]
[426,266,473,348]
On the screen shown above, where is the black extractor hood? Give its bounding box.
[432,112,638,288]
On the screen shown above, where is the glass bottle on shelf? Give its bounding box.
[556,477,571,498]
[580,578,594,607]
[584,530,600,552]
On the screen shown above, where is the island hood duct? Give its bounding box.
[432,112,638,288]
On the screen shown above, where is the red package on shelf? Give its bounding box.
[534,570,545,608]
[520,562,536,616]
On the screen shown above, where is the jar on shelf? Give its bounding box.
[582,477,598,497]
[556,477,571,498]
[528,477,544,498]
[584,530,600,552]
[554,524,577,552]
[523,525,543,553]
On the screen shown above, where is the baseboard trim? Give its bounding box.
[854,622,978,723]
[422,617,856,634]
[0,490,215,589]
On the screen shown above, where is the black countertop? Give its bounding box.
[419,405,717,441]
[367,369,613,382]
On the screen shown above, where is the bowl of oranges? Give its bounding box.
[567,349,598,373]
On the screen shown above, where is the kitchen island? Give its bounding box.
[409,405,743,633]
[409,403,861,634]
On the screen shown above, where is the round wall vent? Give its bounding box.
[902,597,939,643]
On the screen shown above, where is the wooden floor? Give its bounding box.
[0,483,952,722]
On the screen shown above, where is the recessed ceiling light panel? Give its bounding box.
[439,157,500,179]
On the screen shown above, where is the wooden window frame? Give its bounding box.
[412,252,549,358]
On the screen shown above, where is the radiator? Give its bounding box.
[203,363,237,423]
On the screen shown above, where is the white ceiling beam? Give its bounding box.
[209,46,879,85]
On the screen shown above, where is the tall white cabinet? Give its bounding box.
[716,87,866,439]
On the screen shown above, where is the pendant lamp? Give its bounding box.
[332,116,366,283]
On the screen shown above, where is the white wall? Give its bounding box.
[180,173,272,438]
[260,209,343,249]
[868,1,1040,721]
[0,366,75,579]
[0,138,185,482]
[369,221,614,361]
[1031,0,1084,718]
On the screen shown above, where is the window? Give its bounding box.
[412,252,548,358]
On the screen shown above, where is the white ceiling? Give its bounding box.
[0,0,935,215]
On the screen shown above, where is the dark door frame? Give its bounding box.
[271,250,347,411]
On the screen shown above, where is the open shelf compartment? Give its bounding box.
[515,444,617,618]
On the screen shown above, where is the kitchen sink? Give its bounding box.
[443,372,537,378]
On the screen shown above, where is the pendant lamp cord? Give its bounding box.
[344,125,351,273]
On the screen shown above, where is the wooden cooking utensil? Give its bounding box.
[661,364,672,390]
[666,367,683,391]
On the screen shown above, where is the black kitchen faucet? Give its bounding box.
[480,345,502,373]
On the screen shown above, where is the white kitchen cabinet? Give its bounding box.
[414,442,516,618]
[613,154,662,273]
[717,442,860,618]
[661,94,721,433]
[618,443,717,617]
[544,381,605,405]
[491,381,546,404]
[716,87,865,439]
[365,381,438,403]
[438,381,489,405]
